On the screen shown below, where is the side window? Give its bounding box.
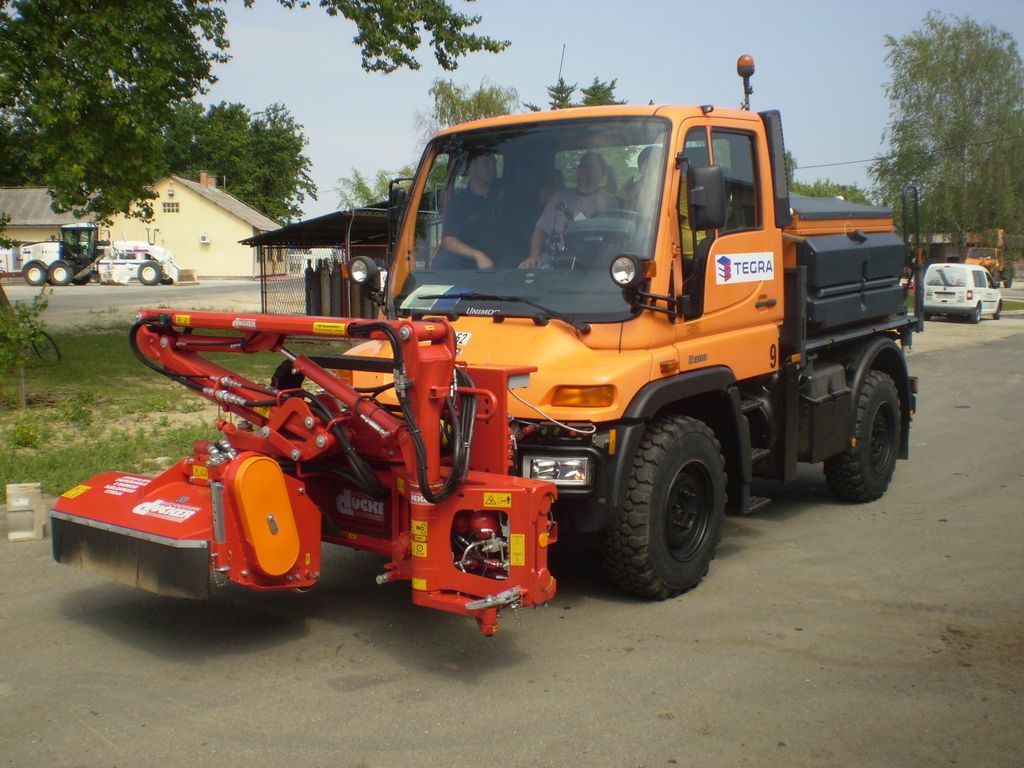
[678,127,710,254]
[973,269,988,288]
[710,130,760,232]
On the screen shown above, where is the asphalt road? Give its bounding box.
[1,316,1023,766]
[1,279,263,328]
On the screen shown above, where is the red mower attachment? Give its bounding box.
[51,310,557,635]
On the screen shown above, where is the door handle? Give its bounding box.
[755,298,777,309]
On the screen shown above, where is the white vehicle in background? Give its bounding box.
[97,241,180,285]
[922,262,1002,323]
[15,226,179,286]
[0,246,15,274]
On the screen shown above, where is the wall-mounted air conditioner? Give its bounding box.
[199,233,211,244]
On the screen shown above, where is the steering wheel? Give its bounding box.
[594,208,642,222]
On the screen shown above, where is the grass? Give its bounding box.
[1,322,351,504]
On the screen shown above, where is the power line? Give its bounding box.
[797,132,1024,171]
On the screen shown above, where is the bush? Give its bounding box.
[0,288,50,374]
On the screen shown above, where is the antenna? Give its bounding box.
[737,54,755,111]
[557,43,566,82]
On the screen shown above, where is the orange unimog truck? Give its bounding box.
[963,229,1013,288]
[347,57,920,600]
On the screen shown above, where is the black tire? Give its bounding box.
[1004,275,1013,288]
[824,371,900,503]
[22,260,48,286]
[30,331,61,363]
[993,301,1002,321]
[48,260,74,286]
[970,302,982,324]
[138,260,162,286]
[602,415,726,599]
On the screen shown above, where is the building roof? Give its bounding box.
[171,176,280,231]
[0,187,92,227]
[241,205,389,248]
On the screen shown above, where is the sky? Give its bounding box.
[201,0,1024,221]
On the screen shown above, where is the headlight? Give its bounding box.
[524,455,592,487]
[610,254,640,287]
[348,256,378,286]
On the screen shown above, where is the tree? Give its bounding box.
[580,77,624,107]
[0,0,507,307]
[162,101,317,221]
[336,165,416,209]
[871,12,1024,240]
[416,78,520,143]
[526,75,623,110]
[790,178,874,206]
[785,152,873,204]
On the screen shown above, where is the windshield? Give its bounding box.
[394,116,670,324]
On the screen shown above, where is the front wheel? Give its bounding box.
[48,260,74,286]
[602,415,726,599]
[22,260,48,286]
[993,301,1002,320]
[1004,275,1014,288]
[824,371,900,503]
[138,260,162,286]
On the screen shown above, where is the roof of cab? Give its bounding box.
[431,104,759,138]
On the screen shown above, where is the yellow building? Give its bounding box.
[107,174,280,278]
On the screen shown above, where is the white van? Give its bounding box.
[922,263,1002,323]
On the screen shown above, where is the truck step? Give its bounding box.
[751,447,772,464]
[748,496,771,514]
[740,398,763,414]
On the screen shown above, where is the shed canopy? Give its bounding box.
[241,205,388,248]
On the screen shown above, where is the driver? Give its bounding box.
[433,153,500,270]
[520,152,618,268]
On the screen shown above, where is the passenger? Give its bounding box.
[433,153,499,270]
[622,146,662,211]
[520,152,618,268]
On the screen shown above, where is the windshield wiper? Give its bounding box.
[418,291,591,334]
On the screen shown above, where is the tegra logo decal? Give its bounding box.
[716,252,774,285]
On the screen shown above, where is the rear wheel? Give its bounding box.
[1004,275,1014,288]
[970,302,982,324]
[22,260,48,286]
[824,371,900,503]
[602,415,726,599]
[48,260,74,286]
[138,260,162,286]
[993,301,1002,320]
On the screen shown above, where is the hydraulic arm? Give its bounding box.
[51,310,557,635]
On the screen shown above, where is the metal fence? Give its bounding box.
[258,245,386,317]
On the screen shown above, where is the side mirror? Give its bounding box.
[688,165,726,231]
[388,185,407,226]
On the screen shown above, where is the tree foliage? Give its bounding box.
[268,0,508,73]
[0,0,506,222]
[790,178,873,206]
[0,0,230,220]
[580,77,625,107]
[871,12,1024,239]
[336,165,416,209]
[162,101,317,221]
[526,75,623,111]
[416,78,519,143]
